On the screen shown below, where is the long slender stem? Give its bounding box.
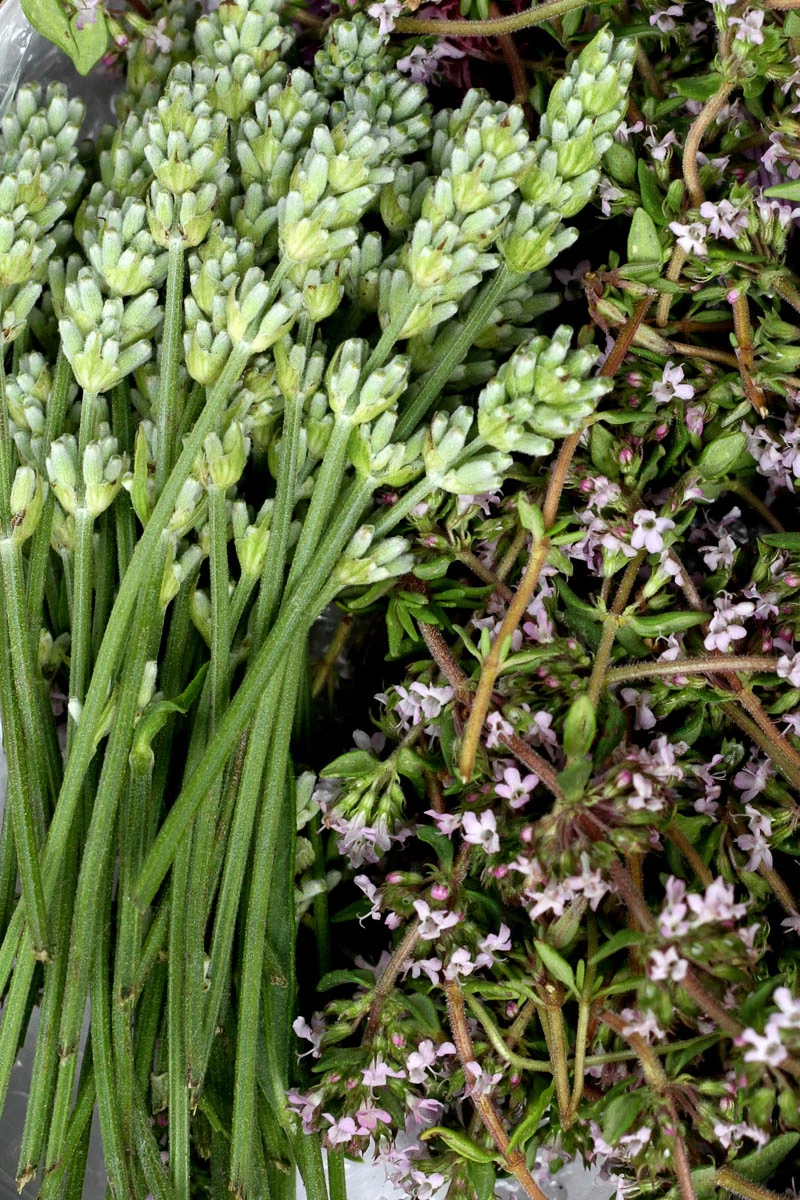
[0,537,60,811]
[208,484,231,726]
[586,550,645,708]
[0,601,48,955]
[665,822,714,886]
[67,508,95,747]
[45,536,169,1177]
[395,0,594,35]
[155,237,186,491]
[464,993,552,1072]
[327,1148,347,1200]
[458,535,549,781]
[396,265,515,441]
[605,655,776,685]
[2,342,253,968]
[444,978,550,1200]
[230,648,302,1195]
[714,1168,784,1200]
[133,479,374,910]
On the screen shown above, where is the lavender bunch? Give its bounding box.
[0,7,639,1200]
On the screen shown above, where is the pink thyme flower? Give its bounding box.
[777,651,800,688]
[620,687,657,731]
[461,809,500,854]
[293,1013,325,1058]
[397,42,464,83]
[729,8,765,43]
[704,594,755,652]
[496,765,539,808]
[652,361,695,404]
[648,945,689,982]
[669,221,708,256]
[366,0,402,35]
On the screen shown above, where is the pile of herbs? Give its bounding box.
[0,1,799,1200]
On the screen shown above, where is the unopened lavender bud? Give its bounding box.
[440,451,512,495]
[204,421,250,489]
[326,339,364,414]
[185,318,233,386]
[354,356,410,424]
[46,435,79,515]
[423,407,474,478]
[148,182,218,248]
[306,392,333,459]
[8,466,45,543]
[343,524,375,560]
[302,264,343,322]
[83,439,126,517]
[170,477,206,537]
[137,661,159,712]
[164,544,203,609]
[234,499,272,578]
[335,534,414,586]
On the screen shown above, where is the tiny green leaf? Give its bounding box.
[420,1127,499,1164]
[563,694,596,762]
[467,1160,496,1200]
[320,750,378,779]
[534,939,576,992]
[697,431,748,479]
[627,611,708,636]
[627,208,662,264]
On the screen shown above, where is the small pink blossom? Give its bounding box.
[486,711,514,749]
[648,945,688,982]
[293,1013,325,1058]
[397,41,464,83]
[631,510,675,554]
[496,765,539,808]
[652,361,695,404]
[669,220,708,256]
[729,8,765,43]
[413,899,461,939]
[461,809,500,854]
[620,687,657,730]
[367,0,402,34]
[778,651,800,688]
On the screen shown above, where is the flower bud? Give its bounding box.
[8,466,45,543]
[46,435,78,515]
[203,421,250,490]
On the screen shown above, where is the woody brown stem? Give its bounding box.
[665,823,714,886]
[758,862,798,916]
[418,621,468,695]
[600,1011,697,1200]
[500,733,567,803]
[363,919,422,1041]
[445,979,551,1200]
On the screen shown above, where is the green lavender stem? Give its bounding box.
[0,603,48,954]
[67,507,95,747]
[45,535,170,1177]
[0,341,254,981]
[133,478,374,909]
[155,237,186,492]
[230,648,302,1195]
[198,683,279,1088]
[396,264,516,439]
[91,867,132,1200]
